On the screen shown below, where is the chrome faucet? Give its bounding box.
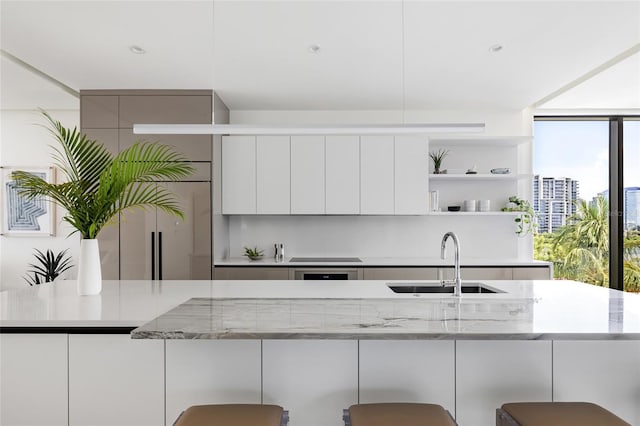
[440,232,462,297]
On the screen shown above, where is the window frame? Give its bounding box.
[534,115,640,291]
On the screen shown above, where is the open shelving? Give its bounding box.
[429,173,532,181]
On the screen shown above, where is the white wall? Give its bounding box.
[221,108,534,260]
[0,109,81,291]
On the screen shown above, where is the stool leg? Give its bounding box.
[496,408,520,426]
[342,409,351,426]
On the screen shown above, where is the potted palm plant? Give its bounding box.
[12,111,194,295]
[24,248,73,286]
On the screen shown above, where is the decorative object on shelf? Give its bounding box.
[11,111,194,295]
[244,246,264,261]
[465,165,478,174]
[502,196,537,236]
[429,190,440,212]
[444,168,464,174]
[479,200,491,212]
[1,166,56,236]
[24,248,73,286]
[490,168,511,174]
[429,149,449,174]
[447,205,461,212]
[464,199,477,212]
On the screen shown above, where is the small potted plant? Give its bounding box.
[24,248,73,285]
[429,149,449,174]
[243,246,264,261]
[502,196,537,236]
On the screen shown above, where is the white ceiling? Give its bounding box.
[1,0,639,111]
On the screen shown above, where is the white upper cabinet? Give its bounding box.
[222,133,430,216]
[395,136,429,214]
[257,136,290,214]
[291,136,325,214]
[326,136,360,214]
[222,136,256,214]
[360,136,395,215]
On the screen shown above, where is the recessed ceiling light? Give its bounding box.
[489,44,504,53]
[129,45,146,54]
[308,45,321,54]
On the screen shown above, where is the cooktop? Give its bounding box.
[288,257,362,263]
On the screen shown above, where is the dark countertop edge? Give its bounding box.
[1,326,135,334]
[129,332,640,341]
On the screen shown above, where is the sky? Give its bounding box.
[533,120,640,201]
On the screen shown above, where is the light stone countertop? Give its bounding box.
[3,279,634,340]
[214,257,552,267]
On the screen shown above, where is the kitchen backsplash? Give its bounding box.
[225,215,526,259]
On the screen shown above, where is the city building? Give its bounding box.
[624,187,640,230]
[594,187,640,231]
[533,175,579,233]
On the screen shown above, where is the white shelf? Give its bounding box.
[428,136,532,146]
[429,173,531,181]
[426,211,522,216]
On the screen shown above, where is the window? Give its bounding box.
[534,117,639,292]
[623,119,640,291]
[533,120,610,287]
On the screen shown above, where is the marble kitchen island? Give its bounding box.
[2,279,639,426]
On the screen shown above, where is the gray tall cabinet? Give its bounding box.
[80,90,213,280]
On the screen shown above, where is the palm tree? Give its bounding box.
[11,111,194,239]
[624,230,640,291]
[548,196,640,291]
[552,197,609,286]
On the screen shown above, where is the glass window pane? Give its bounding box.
[533,120,610,287]
[623,120,640,292]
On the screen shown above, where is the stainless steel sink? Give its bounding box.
[387,282,503,294]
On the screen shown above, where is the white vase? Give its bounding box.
[77,239,102,295]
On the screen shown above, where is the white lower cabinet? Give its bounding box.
[455,340,552,426]
[553,340,640,425]
[68,334,164,426]
[359,341,455,414]
[262,340,358,426]
[0,334,68,426]
[165,340,262,425]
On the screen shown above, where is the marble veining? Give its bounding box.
[131,294,640,340]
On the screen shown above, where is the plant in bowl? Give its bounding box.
[12,111,194,295]
[502,196,537,236]
[24,248,73,286]
[429,149,449,174]
[243,246,264,260]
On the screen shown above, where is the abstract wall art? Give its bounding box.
[1,167,55,236]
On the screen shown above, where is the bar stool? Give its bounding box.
[174,404,289,426]
[344,403,457,426]
[496,402,630,426]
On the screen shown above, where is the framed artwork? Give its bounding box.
[1,166,56,236]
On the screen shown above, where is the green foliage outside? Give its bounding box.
[534,196,640,292]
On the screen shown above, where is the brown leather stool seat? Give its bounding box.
[346,403,457,426]
[496,402,630,426]
[174,404,287,426]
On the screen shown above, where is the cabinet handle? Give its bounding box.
[151,232,155,280]
[158,231,163,281]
